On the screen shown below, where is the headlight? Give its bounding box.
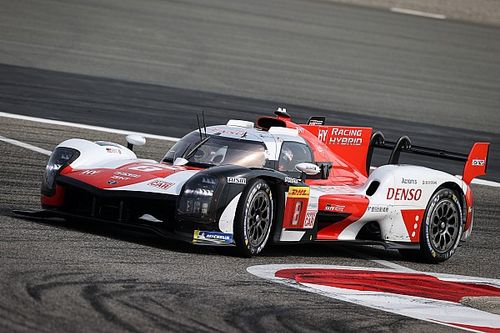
[41,147,80,195]
[178,175,219,220]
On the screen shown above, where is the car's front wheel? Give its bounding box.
[233,179,274,257]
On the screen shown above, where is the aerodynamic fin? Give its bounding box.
[368,133,490,184]
[462,142,490,184]
[302,125,373,176]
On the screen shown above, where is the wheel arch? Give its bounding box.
[251,175,287,244]
[57,138,136,169]
[418,184,466,262]
[434,181,466,225]
[232,177,277,256]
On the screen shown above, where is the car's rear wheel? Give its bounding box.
[233,179,274,257]
[403,188,463,263]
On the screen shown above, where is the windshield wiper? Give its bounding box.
[184,136,211,160]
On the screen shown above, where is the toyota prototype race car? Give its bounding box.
[19,108,490,262]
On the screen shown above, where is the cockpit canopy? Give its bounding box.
[163,131,267,168]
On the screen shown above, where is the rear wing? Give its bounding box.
[369,132,490,184]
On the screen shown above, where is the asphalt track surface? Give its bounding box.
[0,0,499,332]
[1,63,499,183]
[1,0,500,135]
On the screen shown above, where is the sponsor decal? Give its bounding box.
[193,230,234,245]
[325,204,345,212]
[422,180,437,185]
[472,159,485,166]
[308,119,324,126]
[248,265,500,333]
[227,177,246,185]
[110,175,129,181]
[284,187,310,229]
[107,179,118,185]
[106,147,122,154]
[148,180,174,190]
[367,206,389,213]
[285,176,300,184]
[401,177,417,185]
[212,127,246,136]
[81,170,100,175]
[304,211,317,228]
[114,171,140,178]
[387,188,422,201]
[321,127,363,146]
[287,186,310,199]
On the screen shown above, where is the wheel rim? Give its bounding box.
[429,199,460,253]
[247,191,271,247]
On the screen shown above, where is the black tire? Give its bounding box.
[233,179,274,257]
[418,188,464,263]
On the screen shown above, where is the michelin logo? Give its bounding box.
[193,230,234,245]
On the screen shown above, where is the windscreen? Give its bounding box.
[163,132,266,168]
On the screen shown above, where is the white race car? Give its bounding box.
[20,109,490,262]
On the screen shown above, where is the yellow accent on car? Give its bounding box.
[288,186,310,198]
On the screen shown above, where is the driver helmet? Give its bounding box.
[279,146,294,171]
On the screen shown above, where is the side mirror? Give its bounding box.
[295,162,320,176]
[126,134,146,151]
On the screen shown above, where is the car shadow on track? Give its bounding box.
[5,209,407,262]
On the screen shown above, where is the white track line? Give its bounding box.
[1,111,499,187]
[0,112,180,142]
[455,176,500,188]
[0,134,51,156]
[390,7,446,20]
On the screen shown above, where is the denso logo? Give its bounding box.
[386,188,422,201]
